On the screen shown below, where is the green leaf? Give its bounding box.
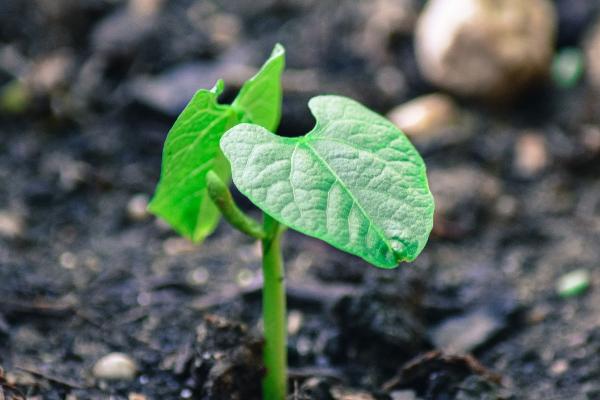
[221,96,434,268]
[148,44,286,242]
[232,44,285,132]
[148,81,237,241]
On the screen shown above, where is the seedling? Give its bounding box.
[149,44,434,399]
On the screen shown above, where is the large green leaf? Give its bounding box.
[148,45,285,242]
[221,96,434,268]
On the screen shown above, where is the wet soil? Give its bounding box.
[1,1,599,399]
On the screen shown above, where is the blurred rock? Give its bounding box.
[585,19,600,90]
[581,125,600,155]
[0,211,24,239]
[287,310,303,336]
[59,252,77,269]
[127,194,150,221]
[387,93,463,144]
[551,47,584,89]
[92,352,137,380]
[207,13,241,48]
[513,132,549,178]
[128,0,164,17]
[25,50,74,94]
[550,359,569,376]
[415,0,556,100]
[162,237,196,255]
[430,310,504,354]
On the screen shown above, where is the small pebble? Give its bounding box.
[287,310,303,336]
[557,269,590,297]
[208,13,240,47]
[163,238,196,255]
[0,211,24,239]
[26,50,74,93]
[581,125,600,154]
[92,353,137,381]
[550,359,569,376]
[551,47,584,89]
[514,132,549,177]
[188,267,209,286]
[129,0,165,17]
[330,386,376,400]
[137,292,152,306]
[180,388,193,399]
[296,336,312,356]
[127,194,150,221]
[527,305,550,324]
[236,268,255,287]
[59,252,77,269]
[387,93,459,139]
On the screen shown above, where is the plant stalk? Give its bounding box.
[261,213,287,400]
[206,170,265,239]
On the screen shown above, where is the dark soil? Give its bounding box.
[1,1,599,399]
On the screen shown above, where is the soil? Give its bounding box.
[1,1,599,399]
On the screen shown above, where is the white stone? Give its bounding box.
[127,194,149,221]
[92,353,137,381]
[415,0,556,100]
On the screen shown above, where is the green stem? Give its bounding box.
[261,213,287,400]
[206,170,265,239]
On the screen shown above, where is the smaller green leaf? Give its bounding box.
[148,81,237,241]
[221,96,434,268]
[148,45,286,242]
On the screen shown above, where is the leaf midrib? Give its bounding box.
[301,140,396,260]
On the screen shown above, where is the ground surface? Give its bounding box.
[1,1,599,399]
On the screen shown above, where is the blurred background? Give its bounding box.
[0,0,599,399]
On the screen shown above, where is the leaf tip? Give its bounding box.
[271,43,285,58]
[211,79,225,96]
